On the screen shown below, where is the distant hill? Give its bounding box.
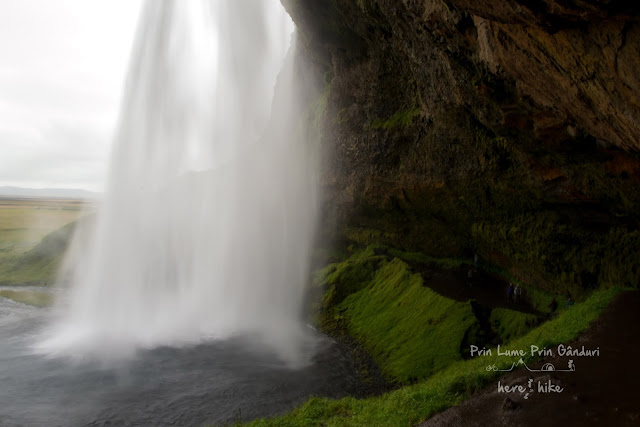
[0,186,100,200]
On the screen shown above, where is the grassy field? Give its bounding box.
[0,197,91,285]
[0,289,54,307]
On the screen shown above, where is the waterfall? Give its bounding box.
[40,0,317,365]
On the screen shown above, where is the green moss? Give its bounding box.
[316,247,478,383]
[343,227,399,246]
[329,101,640,299]
[0,290,54,307]
[317,246,385,307]
[388,246,559,317]
[371,108,420,130]
[490,308,539,342]
[472,214,640,295]
[247,288,621,426]
[521,285,557,314]
[334,107,350,125]
[342,258,476,382]
[343,228,382,245]
[387,248,469,270]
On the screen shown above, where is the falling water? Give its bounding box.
[41,0,317,364]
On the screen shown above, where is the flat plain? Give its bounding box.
[0,197,92,286]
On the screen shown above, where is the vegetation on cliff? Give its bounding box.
[307,243,570,389]
[250,287,619,426]
[316,247,478,383]
[284,0,640,300]
[259,2,640,422]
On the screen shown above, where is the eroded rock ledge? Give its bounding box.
[284,0,640,296]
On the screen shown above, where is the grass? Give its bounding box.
[316,247,479,383]
[0,198,90,285]
[371,108,421,130]
[343,228,399,247]
[489,308,539,342]
[0,221,77,286]
[520,285,557,314]
[387,248,469,270]
[247,287,620,426]
[0,290,54,307]
[315,246,554,383]
[0,198,85,255]
[340,259,475,382]
[472,215,640,296]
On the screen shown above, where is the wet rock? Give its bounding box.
[285,0,640,295]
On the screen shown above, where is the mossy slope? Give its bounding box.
[339,257,475,382]
[248,287,620,426]
[316,246,541,384]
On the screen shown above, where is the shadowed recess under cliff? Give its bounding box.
[39,0,318,365]
[282,0,640,297]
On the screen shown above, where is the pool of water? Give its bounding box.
[0,293,360,426]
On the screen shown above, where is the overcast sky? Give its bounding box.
[0,0,143,191]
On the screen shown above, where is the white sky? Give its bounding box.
[0,0,143,191]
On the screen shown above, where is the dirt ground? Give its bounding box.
[421,290,640,426]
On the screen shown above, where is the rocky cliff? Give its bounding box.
[283,0,640,297]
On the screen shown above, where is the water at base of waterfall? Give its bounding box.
[46,0,318,365]
[0,298,359,426]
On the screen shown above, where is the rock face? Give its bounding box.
[283,0,640,296]
[466,1,640,151]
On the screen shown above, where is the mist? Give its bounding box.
[39,0,318,366]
